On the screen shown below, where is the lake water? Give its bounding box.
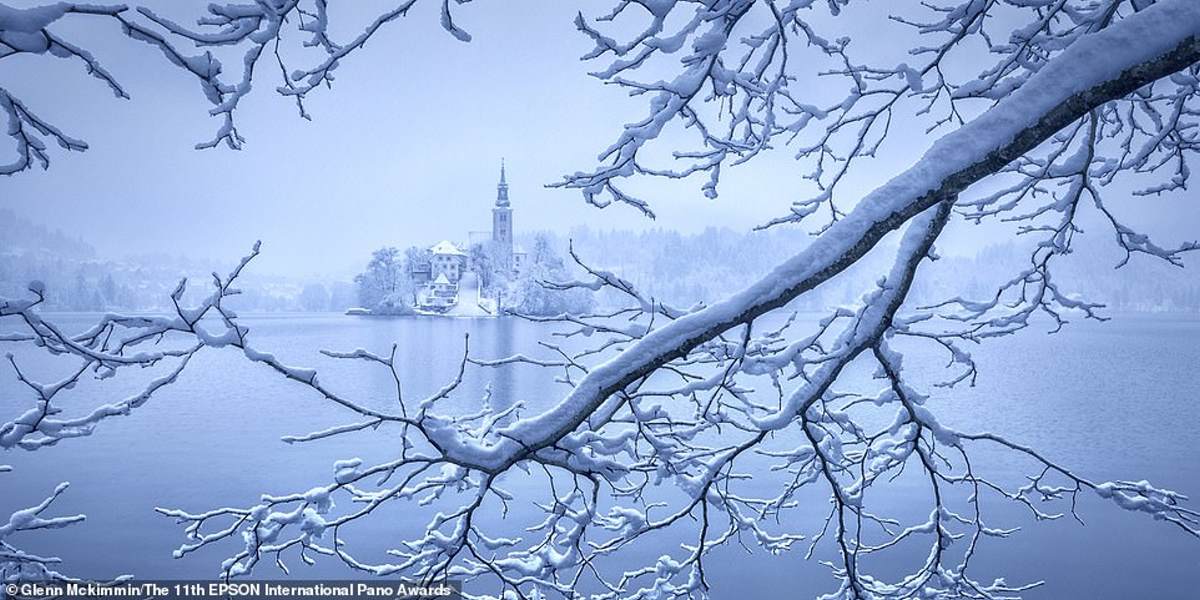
[2,313,1198,598]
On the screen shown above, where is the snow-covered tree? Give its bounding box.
[469,243,497,291]
[3,1,1200,598]
[354,247,411,313]
[299,283,330,312]
[506,235,596,317]
[403,245,434,284]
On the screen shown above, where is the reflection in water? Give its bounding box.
[489,316,516,409]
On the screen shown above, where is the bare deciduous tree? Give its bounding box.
[2,1,1199,598]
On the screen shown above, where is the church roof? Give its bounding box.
[430,240,466,256]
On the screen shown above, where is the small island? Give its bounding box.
[348,161,592,318]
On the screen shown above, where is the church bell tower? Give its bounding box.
[492,159,514,272]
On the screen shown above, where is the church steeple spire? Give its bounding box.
[492,158,514,272]
[496,159,509,207]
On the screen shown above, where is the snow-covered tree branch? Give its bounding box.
[3,0,1200,598]
[0,477,132,586]
[0,0,474,173]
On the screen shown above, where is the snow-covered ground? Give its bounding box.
[444,271,495,318]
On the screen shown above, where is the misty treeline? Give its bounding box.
[3,214,1199,314]
[0,209,353,312]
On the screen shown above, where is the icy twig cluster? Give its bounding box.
[0,0,473,173]
[0,474,129,585]
[557,0,1200,239]
[0,243,265,584]
[1,3,129,175]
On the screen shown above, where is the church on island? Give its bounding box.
[410,162,526,314]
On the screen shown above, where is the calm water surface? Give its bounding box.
[2,313,1198,598]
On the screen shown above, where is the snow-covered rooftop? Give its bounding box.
[430,241,466,256]
[433,273,451,285]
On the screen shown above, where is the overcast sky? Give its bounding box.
[2,0,1197,278]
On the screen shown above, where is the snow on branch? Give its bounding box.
[0,243,267,450]
[468,0,1200,476]
[0,473,132,586]
[557,0,1200,244]
[0,1,475,172]
[0,3,129,175]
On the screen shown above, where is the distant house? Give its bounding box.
[410,258,432,285]
[419,273,459,311]
[430,240,467,283]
